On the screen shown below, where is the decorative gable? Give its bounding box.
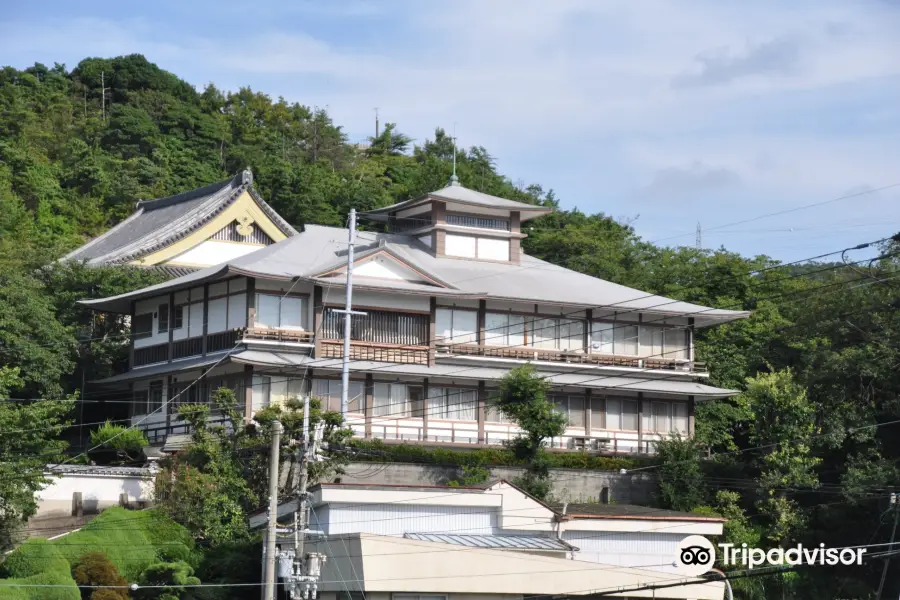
[211,219,275,245]
[317,248,449,288]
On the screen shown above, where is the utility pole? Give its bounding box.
[295,395,311,569]
[876,493,899,599]
[695,221,702,250]
[374,107,380,138]
[334,209,366,417]
[263,421,283,600]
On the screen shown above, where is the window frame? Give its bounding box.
[591,321,690,360]
[158,303,169,334]
[133,313,154,340]
[428,386,477,421]
[435,307,478,345]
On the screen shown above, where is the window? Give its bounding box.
[484,313,525,346]
[173,306,184,329]
[256,294,306,329]
[148,381,163,412]
[590,322,637,355]
[602,397,638,431]
[642,400,689,434]
[252,375,308,410]
[673,402,689,434]
[208,293,247,333]
[133,313,153,340]
[313,379,365,413]
[590,396,605,430]
[435,308,477,344]
[446,215,510,231]
[486,401,512,424]
[529,317,584,351]
[428,387,477,421]
[553,394,585,428]
[653,402,671,434]
[133,389,149,415]
[372,383,422,418]
[158,304,169,334]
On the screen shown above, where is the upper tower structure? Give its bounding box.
[361,180,551,264]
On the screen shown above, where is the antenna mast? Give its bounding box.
[695,222,702,249]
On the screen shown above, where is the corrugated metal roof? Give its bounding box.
[404,533,576,551]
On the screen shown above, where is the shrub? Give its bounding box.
[88,422,148,465]
[71,552,128,600]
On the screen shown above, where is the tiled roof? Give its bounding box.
[62,169,297,266]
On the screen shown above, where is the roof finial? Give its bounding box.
[242,167,253,186]
[449,123,459,186]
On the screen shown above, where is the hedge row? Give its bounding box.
[347,439,650,471]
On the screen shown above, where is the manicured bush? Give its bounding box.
[0,507,198,599]
[347,439,646,472]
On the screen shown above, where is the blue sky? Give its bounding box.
[2,0,899,262]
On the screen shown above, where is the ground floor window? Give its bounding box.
[312,378,365,413]
[428,387,477,420]
[552,394,586,428]
[373,383,423,418]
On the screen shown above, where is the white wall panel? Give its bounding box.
[445,234,477,258]
[562,531,686,573]
[325,503,497,537]
[168,240,263,267]
[352,291,430,312]
[228,293,247,328]
[208,297,228,333]
[477,238,509,261]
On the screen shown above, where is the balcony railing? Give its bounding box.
[243,327,314,344]
[319,340,429,365]
[207,329,242,353]
[437,343,705,373]
[173,336,203,360]
[134,343,168,367]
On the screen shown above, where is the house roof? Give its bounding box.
[551,502,726,523]
[79,224,750,327]
[224,350,740,398]
[62,169,297,266]
[361,181,553,222]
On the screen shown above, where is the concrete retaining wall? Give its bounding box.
[338,462,657,504]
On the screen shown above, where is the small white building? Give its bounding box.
[251,481,726,600]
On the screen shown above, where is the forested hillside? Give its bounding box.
[2,55,900,598]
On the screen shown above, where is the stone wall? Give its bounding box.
[338,462,658,505]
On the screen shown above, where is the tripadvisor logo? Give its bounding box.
[674,536,867,576]
[675,535,717,576]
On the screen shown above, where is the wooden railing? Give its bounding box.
[207,329,242,353]
[437,343,705,373]
[319,340,429,365]
[243,327,314,344]
[134,343,168,367]
[172,336,203,360]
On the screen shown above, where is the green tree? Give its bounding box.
[133,561,199,600]
[496,366,567,499]
[655,434,705,512]
[0,367,74,551]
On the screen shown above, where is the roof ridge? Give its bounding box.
[138,173,238,211]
